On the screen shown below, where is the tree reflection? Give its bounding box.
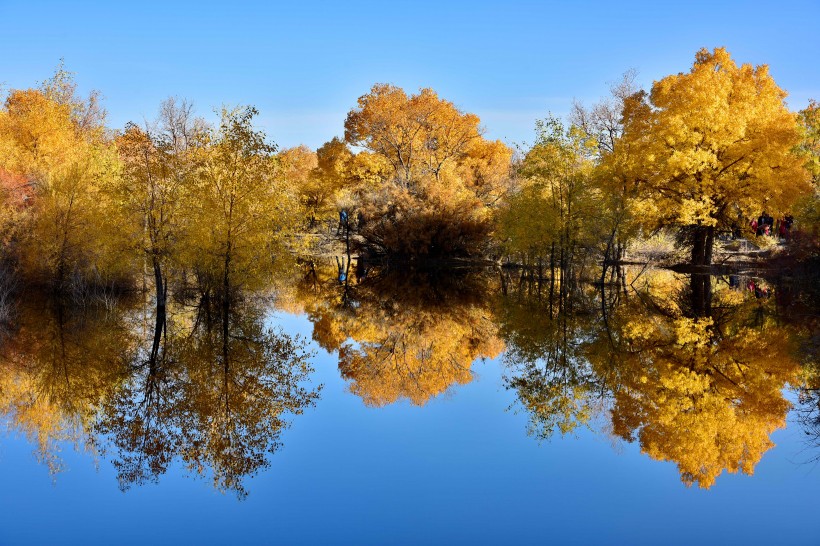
[776,267,820,461]
[0,295,134,474]
[98,293,319,498]
[1,261,813,492]
[501,267,803,487]
[290,261,503,406]
[594,271,800,488]
[96,299,183,489]
[497,270,602,439]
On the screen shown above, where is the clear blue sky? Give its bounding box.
[1,0,818,150]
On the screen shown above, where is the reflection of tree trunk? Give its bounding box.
[151,258,166,361]
[690,274,712,318]
[221,272,232,429]
[150,297,166,364]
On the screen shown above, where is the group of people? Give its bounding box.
[729,275,772,299]
[750,212,793,238]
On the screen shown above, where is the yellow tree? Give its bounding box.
[497,116,601,270]
[278,145,322,227]
[342,84,513,258]
[0,67,122,289]
[114,98,205,316]
[618,48,811,265]
[572,71,647,263]
[457,138,515,206]
[0,169,29,261]
[798,99,820,185]
[186,106,298,295]
[793,100,820,248]
[344,84,482,185]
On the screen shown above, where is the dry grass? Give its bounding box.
[626,231,683,263]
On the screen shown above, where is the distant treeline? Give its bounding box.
[1,48,818,302]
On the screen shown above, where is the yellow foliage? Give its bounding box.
[0,70,125,287]
[287,263,502,406]
[343,84,514,257]
[600,274,800,488]
[618,48,811,233]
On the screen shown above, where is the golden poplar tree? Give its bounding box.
[618,48,811,264]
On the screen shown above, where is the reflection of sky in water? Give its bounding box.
[1,304,818,545]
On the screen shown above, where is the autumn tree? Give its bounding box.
[342,84,513,258]
[185,106,298,296]
[799,100,820,185]
[0,65,124,291]
[345,84,482,184]
[283,144,325,227]
[617,48,811,265]
[571,71,646,263]
[114,97,205,324]
[0,169,28,310]
[791,100,820,252]
[497,116,602,273]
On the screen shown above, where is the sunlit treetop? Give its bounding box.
[619,47,811,232]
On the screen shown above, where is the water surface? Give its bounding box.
[1,262,817,544]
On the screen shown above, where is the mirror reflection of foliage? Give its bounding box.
[776,267,820,458]
[599,270,801,488]
[501,265,804,488]
[0,293,135,475]
[288,261,503,406]
[498,268,603,440]
[98,292,319,499]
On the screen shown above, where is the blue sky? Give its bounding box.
[1,0,818,150]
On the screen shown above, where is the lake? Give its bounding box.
[1,260,818,545]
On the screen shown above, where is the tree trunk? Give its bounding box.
[690,225,715,266]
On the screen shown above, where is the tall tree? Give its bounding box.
[0,70,121,289]
[114,97,204,319]
[497,116,601,272]
[617,48,811,265]
[344,84,482,185]
[186,106,297,295]
[342,84,513,258]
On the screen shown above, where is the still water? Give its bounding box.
[1,262,818,545]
